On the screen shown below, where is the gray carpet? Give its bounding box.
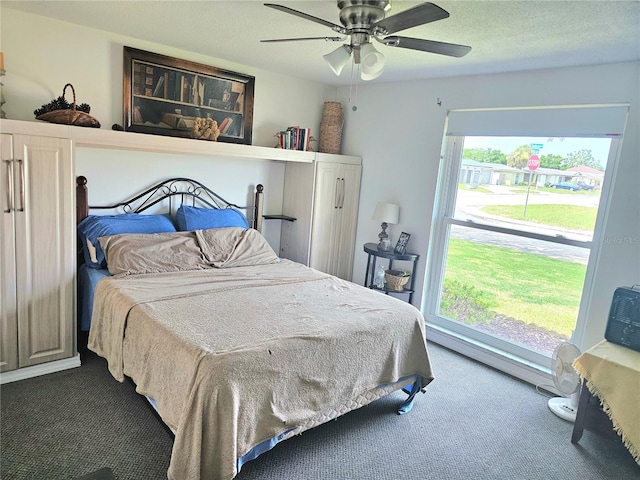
[1,343,638,480]
[74,467,118,480]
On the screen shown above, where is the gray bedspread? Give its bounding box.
[89,258,433,479]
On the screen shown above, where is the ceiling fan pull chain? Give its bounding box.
[348,61,355,108]
[348,61,359,112]
[353,65,359,111]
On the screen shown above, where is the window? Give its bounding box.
[425,106,628,381]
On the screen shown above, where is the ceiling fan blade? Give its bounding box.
[264,3,346,34]
[382,36,471,57]
[374,2,450,35]
[261,37,345,43]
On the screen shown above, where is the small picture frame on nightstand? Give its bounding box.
[394,232,411,255]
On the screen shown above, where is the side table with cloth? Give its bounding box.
[572,340,640,464]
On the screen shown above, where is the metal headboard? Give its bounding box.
[76,176,264,231]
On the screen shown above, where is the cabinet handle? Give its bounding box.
[17,159,25,212]
[339,178,345,209]
[334,177,340,209]
[3,160,12,213]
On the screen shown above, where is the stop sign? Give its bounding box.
[527,154,540,171]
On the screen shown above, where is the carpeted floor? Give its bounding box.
[74,467,118,480]
[1,343,638,480]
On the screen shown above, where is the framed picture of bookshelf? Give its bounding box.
[123,47,255,144]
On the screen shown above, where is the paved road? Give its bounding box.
[450,227,590,264]
[452,185,597,265]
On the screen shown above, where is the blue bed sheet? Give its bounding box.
[78,263,111,331]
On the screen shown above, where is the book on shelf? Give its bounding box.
[179,76,186,102]
[163,72,169,98]
[220,117,234,134]
[133,62,144,95]
[180,75,194,104]
[162,112,195,130]
[194,79,205,106]
[287,126,299,150]
[144,65,154,97]
[218,117,230,132]
[177,73,184,101]
[167,71,176,101]
[280,126,311,151]
[152,74,165,98]
[278,129,290,149]
[303,128,310,151]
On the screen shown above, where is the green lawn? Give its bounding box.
[481,204,597,231]
[442,239,586,336]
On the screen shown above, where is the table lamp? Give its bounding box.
[372,202,399,251]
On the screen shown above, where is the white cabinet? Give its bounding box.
[280,154,362,280]
[1,134,77,379]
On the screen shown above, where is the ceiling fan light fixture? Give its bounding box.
[360,68,384,81]
[265,2,471,80]
[359,42,385,80]
[323,44,353,75]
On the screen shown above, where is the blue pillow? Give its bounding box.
[78,214,177,268]
[176,205,249,231]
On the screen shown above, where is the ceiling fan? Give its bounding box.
[262,1,471,80]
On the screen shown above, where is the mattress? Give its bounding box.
[77,263,111,331]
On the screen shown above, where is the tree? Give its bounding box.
[561,149,604,171]
[506,144,531,169]
[540,154,563,170]
[463,147,507,165]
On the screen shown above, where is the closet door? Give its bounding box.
[333,164,361,281]
[13,135,75,368]
[0,134,18,372]
[309,162,341,275]
[280,163,315,265]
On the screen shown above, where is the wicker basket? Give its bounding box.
[385,270,410,292]
[319,101,343,154]
[322,101,342,116]
[35,83,100,128]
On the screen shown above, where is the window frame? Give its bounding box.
[423,132,624,381]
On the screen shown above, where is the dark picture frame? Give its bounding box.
[123,47,255,145]
[394,232,411,255]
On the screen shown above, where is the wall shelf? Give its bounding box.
[0,119,316,163]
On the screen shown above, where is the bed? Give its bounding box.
[76,176,434,480]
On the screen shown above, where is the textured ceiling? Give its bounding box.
[3,0,640,85]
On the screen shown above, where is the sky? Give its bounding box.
[462,136,613,167]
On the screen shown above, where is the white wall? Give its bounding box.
[0,7,338,248]
[339,61,640,352]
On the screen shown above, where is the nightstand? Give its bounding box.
[363,242,419,303]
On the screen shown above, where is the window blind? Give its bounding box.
[446,105,629,138]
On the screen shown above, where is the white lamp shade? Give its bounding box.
[372,202,399,224]
[359,43,385,80]
[323,45,352,76]
[360,68,384,81]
